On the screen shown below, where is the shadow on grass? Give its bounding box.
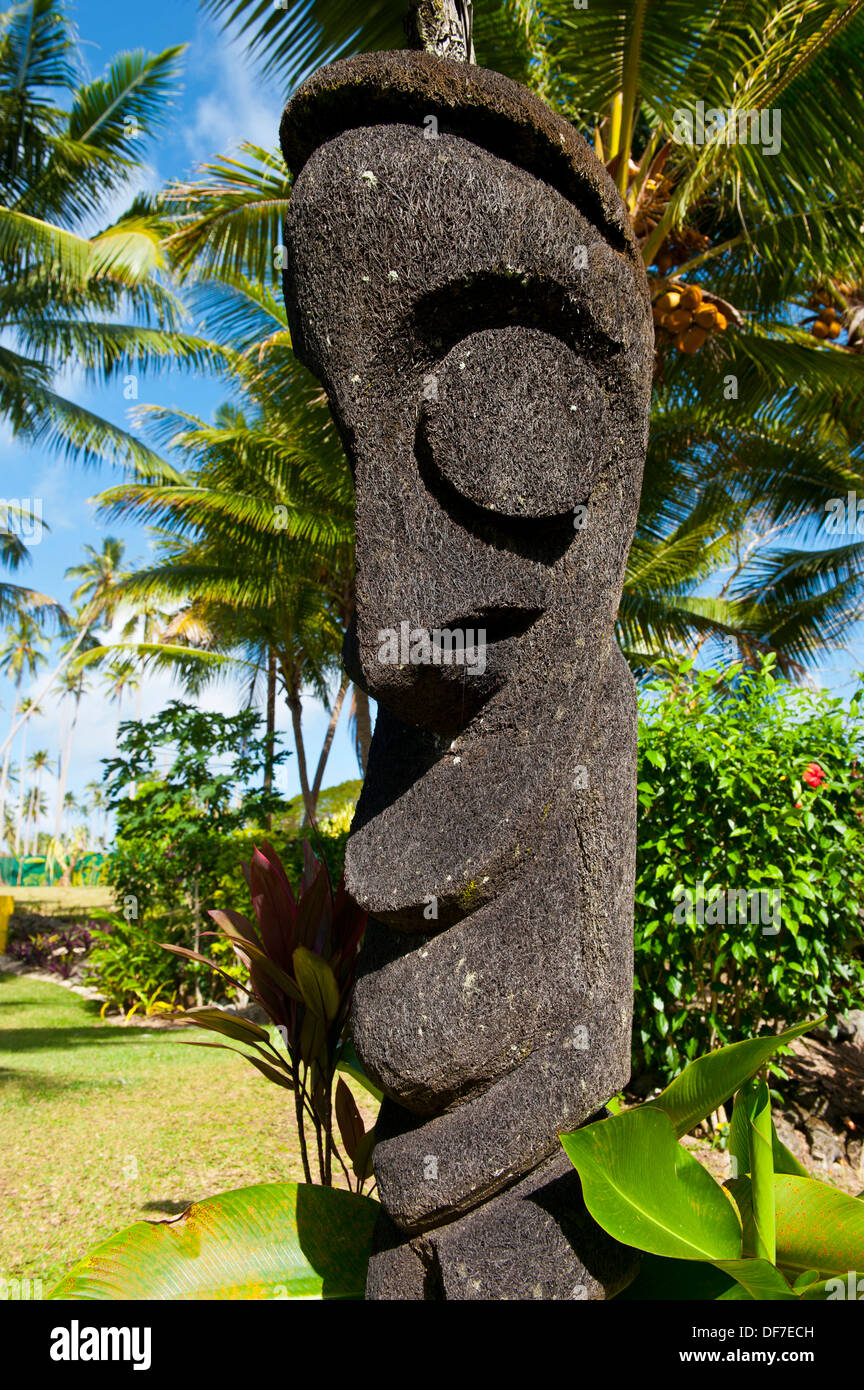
[0,1024,177,1053]
[0,998,57,1007]
[141,1199,193,1217]
[0,1065,83,1094]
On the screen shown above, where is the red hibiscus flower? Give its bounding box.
[802,762,826,788]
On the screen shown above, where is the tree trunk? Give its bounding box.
[192,876,203,1007]
[54,694,80,841]
[264,648,277,829]
[352,684,372,775]
[405,0,475,61]
[308,673,350,817]
[14,720,28,857]
[287,687,316,826]
[0,624,90,768]
[0,733,13,876]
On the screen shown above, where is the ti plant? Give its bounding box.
[562,1019,864,1300]
[164,841,376,1192]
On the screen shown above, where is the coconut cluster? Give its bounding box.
[651,284,728,354]
[807,291,844,342]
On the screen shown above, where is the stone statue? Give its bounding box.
[280,46,653,1299]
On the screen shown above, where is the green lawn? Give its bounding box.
[0,970,377,1290]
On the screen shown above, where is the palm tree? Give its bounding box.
[53,664,87,840]
[65,538,132,631]
[104,657,140,750]
[0,0,224,474]
[191,0,864,674]
[83,781,106,849]
[0,501,60,625]
[0,611,46,864]
[2,535,131,773]
[98,385,357,821]
[13,694,38,854]
[25,747,48,853]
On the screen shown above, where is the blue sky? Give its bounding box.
[2,0,862,843]
[1,0,363,835]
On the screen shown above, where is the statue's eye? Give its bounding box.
[418,325,611,519]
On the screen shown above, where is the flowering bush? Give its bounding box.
[634,657,864,1081]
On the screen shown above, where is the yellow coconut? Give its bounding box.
[666,308,693,332]
[677,326,708,353]
[656,290,682,313]
[680,285,703,310]
[694,304,719,330]
[827,320,843,339]
[811,321,830,339]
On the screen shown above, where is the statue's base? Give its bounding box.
[365,1150,639,1300]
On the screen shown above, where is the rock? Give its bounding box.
[804,1118,846,1167]
[280,49,651,1298]
[840,1009,864,1056]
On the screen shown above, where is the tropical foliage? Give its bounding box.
[165,840,375,1190]
[0,0,220,470]
[634,655,864,1078]
[563,1020,864,1301]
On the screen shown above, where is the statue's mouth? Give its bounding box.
[346,603,543,737]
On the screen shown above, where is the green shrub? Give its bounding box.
[634,656,864,1081]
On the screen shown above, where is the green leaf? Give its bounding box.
[711,1258,796,1302]
[49,1183,378,1300]
[561,1107,742,1261]
[732,1175,864,1278]
[741,1079,776,1263]
[614,1254,737,1302]
[648,1019,820,1137]
[336,1038,383,1102]
[729,1104,809,1182]
[293,946,340,1022]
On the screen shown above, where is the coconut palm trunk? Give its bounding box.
[14,718,28,857]
[308,672,350,816]
[352,684,372,775]
[53,688,81,841]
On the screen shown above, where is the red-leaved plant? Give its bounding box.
[163,841,373,1190]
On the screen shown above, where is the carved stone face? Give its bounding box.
[282,57,654,1259]
[284,113,651,927]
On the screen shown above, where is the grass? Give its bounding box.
[0,970,378,1290]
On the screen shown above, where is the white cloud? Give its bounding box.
[184,34,284,165]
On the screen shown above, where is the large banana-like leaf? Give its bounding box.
[647,1018,819,1137]
[50,1182,379,1300]
[731,1175,864,1280]
[562,1108,802,1300]
[561,1106,742,1261]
